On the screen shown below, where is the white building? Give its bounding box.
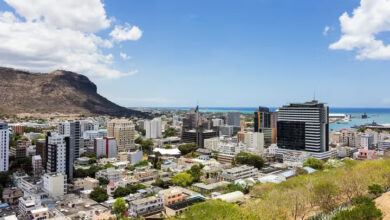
[0,123,9,171]
[361,135,373,150]
[43,173,66,198]
[94,137,117,158]
[145,118,162,139]
[47,132,67,175]
[212,119,224,127]
[129,195,164,218]
[96,168,122,183]
[204,137,219,151]
[129,150,143,164]
[83,129,107,140]
[243,132,264,152]
[221,165,258,182]
[18,197,41,215]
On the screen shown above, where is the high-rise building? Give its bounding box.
[46,132,73,182]
[182,129,218,148]
[182,107,199,131]
[0,122,9,171]
[58,121,81,159]
[107,119,135,151]
[32,155,43,177]
[36,139,47,170]
[94,137,118,158]
[212,119,224,127]
[254,107,271,132]
[227,112,240,127]
[145,118,162,139]
[277,100,329,153]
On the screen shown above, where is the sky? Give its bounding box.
[0,0,390,108]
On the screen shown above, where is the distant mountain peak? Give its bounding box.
[0,67,147,117]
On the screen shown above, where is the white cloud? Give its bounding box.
[330,0,390,60]
[323,26,330,36]
[0,0,142,79]
[110,24,143,42]
[4,0,111,32]
[120,52,131,60]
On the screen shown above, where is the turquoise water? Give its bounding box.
[156,107,390,131]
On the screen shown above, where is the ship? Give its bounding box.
[362,113,368,119]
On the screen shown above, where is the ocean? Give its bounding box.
[156,107,390,131]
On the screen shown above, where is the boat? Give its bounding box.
[362,113,368,119]
[337,118,349,124]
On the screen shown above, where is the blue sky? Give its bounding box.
[1,0,390,107]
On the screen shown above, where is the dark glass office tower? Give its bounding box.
[254,106,271,132]
[277,100,329,152]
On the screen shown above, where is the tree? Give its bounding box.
[113,198,127,216]
[333,197,382,220]
[140,129,146,136]
[135,136,143,144]
[141,139,154,154]
[164,144,173,149]
[163,127,178,138]
[90,187,108,203]
[234,152,264,169]
[81,152,96,158]
[187,165,203,182]
[178,143,198,155]
[104,163,114,169]
[172,172,194,187]
[98,177,109,185]
[303,158,325,170]
[295,167,308,176]
[368,184,384,196]
[312,180,339,212]
[182,199,243,220]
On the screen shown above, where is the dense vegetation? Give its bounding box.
[179,159,390,219]
[234,152,264,169]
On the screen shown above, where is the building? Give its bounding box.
[83,130,107,140]
[165,196,206,217]
[0,123,9,171]
[227,112,240,127]
[94,137,117,158]
[129,195,164,218]
[107,119,135,151]
[158,187,183,205]
[58,121,81,159]
[212,119,224,127]
[18,197,40,215]
[46,132,72,182]
[192,181,230,194]
[10,145,26,158]
[28,207,50,220]
[83,177,99,190]
[95,168,122,183]
[277,100,329,153]
[2,188,23,205]
[221,165,258,182]
[32,155,43,176]
[12,125,24,135]
[217,153,235,164]
[219,125,234,137]
[242,132,264,152]
[254,107,271,132]
[145,118,162,139]
[35,139,46,170]
[182,129,218,148]
[361,135,373,150]
[43,173,66,198]
[378,140,390,151]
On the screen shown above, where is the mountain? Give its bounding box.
[0,67,147,117]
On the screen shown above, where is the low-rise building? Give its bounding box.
[96,168,122,183]
[165,196,205,217]
[28,207,50,220]
[192,181,230,194]
[158,187,183,205]
[221,165,258,182]
[2,188,23,205]
[129,195,164,218]
[84,177,100,190]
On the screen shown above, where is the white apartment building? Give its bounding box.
[361,135,373,150]
[83,129,107,140]
[243,132,264,152]
[18,197,41,215]
[204,137,219,151]
[145,118,162,139]
[47,132,67,175]
[96,168,122,183]
[0,123,9,171]
[94,137,118,158]
[43,173,66,198]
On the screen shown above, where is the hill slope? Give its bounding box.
[0,67,146,117]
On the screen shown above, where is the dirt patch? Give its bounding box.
[375,192,390,220]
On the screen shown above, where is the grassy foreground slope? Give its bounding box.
[177,159,390,220]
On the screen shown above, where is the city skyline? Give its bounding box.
[0,0,390,107]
